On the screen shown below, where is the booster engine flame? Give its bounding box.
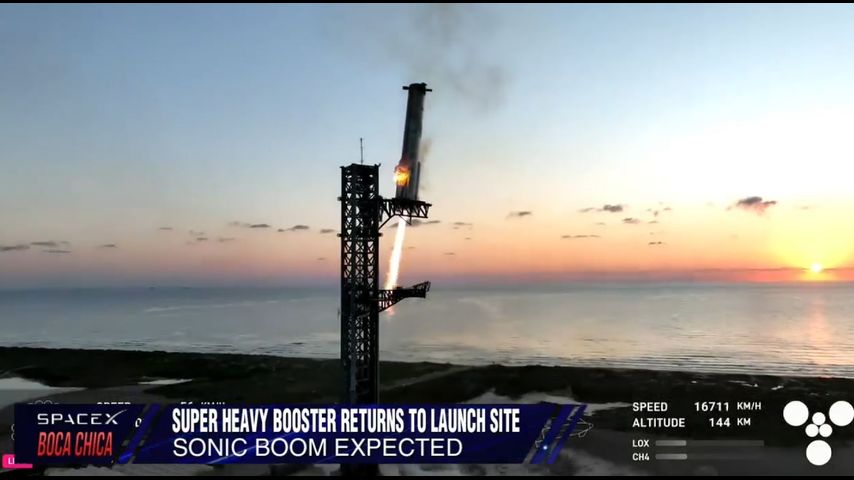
[384,218,407,290]
[394,165,410,187]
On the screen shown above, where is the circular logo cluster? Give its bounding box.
[783,400,854,466]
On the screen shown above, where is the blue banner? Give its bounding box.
[15,403,585,465]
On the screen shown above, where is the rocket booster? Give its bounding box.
[395,83,431,200]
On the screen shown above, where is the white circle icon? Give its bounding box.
[819,424,833,438]
[829,401,854,427]
[806,440,832,466]
[805,424,819,437]
[813,412,826,425]
[784,401,810,426]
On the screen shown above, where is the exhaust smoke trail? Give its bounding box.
[385,218,407,290]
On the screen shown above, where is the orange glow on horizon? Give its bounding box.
[800,263,839,282]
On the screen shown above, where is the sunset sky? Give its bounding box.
[2,4,854,288]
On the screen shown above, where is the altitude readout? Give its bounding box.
[694,402,729,413]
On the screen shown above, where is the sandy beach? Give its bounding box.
[2,347,854,476]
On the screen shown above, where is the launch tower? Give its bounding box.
[338,84,432,475]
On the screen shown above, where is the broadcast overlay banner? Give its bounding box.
[14,403,586,465]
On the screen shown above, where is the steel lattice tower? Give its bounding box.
[339,163,382,405]
[339,164,430,405]
[338,165,430,477]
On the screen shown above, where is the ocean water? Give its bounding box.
[1,283,853,378]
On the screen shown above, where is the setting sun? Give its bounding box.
[810,263,824,274]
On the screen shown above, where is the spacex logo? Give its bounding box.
[783,400,854,466]
[36,410,126,426]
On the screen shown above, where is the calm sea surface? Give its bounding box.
[2,283,853,378]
